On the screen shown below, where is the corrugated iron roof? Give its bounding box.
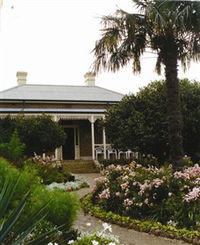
[0,84,123,102]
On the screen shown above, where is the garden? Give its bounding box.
[0,115,121,245]
[79,78,200,244]
[1,0,200,244]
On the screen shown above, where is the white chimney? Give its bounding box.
[16,71,27,85]
[84,72,96,86]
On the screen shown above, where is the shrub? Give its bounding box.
[30,185,79,227]
[24,160,72,185]
[0,158,79,234]
[0,176,59,245]
[99,159,132,168]
[100,156,158,168]
[0,115,66,157]
[105,79,200,162]
[0,130,25,165]
[92,162,200,229]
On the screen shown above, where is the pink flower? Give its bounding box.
[121,181,129,190]
[123,198,133,207]
[115,192,120,197]
[98,188,110,199]
[184,187,200,202]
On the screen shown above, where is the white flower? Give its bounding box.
[86,222,91,226]
[102,222,112,232]
[108,243,116,245]
[68,240,74,244]
[47,243,53,245]
[92,240,99,245]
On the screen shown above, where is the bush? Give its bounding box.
[92,162,200,229]
[30,185,79,227]
[24,160,72,185]
[0,176,60,245]
[105,79,200,162]
[0,115,66,157]
[0,158,79,234]
[100,156,158,168]
[99,159,132,168]
[0,130,25,165]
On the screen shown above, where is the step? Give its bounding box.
[61,160,100,173]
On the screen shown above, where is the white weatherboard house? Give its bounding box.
[0,72,123,161]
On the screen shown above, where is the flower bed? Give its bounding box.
[85,162,200,243]
[82,194,200,244]
[47,174,89,191]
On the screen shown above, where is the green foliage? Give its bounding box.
[92,162,200,230]
[0,130,25,165]
[105,79,200,162]
[24,160,72,185]
[0,116,17,143]
[0,176,59,245]
[93,0,200,164]
[0,115,66,157]
[72,235,120,245]
[82,194,199,244]
[99,159,132,168]
[30,185,79,227]
[0,158,79,236]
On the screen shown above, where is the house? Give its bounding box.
[0,72,123,161]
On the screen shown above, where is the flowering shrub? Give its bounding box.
[92,162,200,229]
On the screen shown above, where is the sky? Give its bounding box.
[0,0,199,95]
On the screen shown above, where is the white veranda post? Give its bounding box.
[103,126,106,159]
[53,115,62,160]
[90,116,96,160]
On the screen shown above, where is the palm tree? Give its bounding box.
[93,0,200,167]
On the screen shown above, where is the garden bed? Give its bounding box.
[82,193,200,244]
[81,162,200,244]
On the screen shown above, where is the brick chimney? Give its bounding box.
[16,71,27,85]
[84,72,96,86]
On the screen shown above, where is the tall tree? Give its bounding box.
[93,0,200,167]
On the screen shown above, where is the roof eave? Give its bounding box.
[0,99,121,104]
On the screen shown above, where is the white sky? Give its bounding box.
[0,0,199,95]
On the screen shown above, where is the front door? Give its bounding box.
[63,128,75,160]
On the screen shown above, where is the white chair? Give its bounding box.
[95,146,104,160]
[106,146,117,159]
[125,149,133,159]
[118,150,126,159]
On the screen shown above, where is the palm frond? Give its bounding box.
[93,10,147,74]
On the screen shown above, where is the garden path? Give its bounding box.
[74,173,190,245]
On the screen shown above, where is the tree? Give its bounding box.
[93,0,200,167]
[0,115,66,156]
[105,79,200,163]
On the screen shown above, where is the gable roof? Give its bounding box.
[0,84,123,103]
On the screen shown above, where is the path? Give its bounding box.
[74,173,190,245]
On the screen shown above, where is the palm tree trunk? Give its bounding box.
[163,37,184,168]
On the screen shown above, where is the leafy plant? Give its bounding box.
[0,115,66,157]
[0,130,25,165]
[92,162,200,229]
[82,194,199,244]
[0,158,79,237]
[0,176,58,245]
[105,79,200,162]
